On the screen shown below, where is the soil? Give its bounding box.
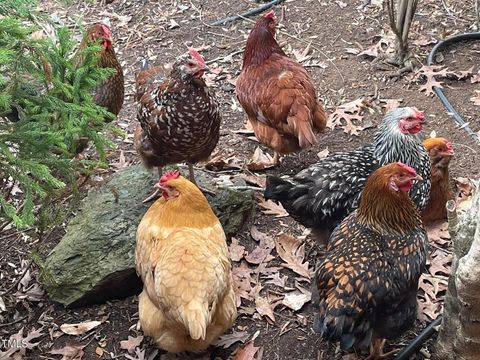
[1,0,479,359]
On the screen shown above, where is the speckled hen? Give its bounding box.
[134,48,221,201]
[313,162,428,359]
[264,107,431,238]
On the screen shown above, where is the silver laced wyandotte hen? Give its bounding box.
[313,162,428,359]
[134,48,221,202]
[264,107,431,240]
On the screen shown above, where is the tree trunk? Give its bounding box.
[435,185,480,359]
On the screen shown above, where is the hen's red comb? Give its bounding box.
[410,107,424,121]
[160,170,180,183]
[188,48,206,67]
[264,10,276,19]
[100,24,112,38]
[396,162,417,175]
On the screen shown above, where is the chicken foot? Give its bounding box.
[142,167,163,203]
[366,338,398,360]
[188,163,216,196]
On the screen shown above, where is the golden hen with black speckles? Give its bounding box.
[313,162,428,359]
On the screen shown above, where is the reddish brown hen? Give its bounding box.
[75,23,124,153]
[313,162,428,359]
[421,137,454,224]
[79,23,124,118]
[236,11,326,164]
[134,48,221,201]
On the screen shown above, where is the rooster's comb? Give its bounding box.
[264,10,276,20]
[160,170,181,183]
[100,23,112,37]
[395,162,417,175]
[187,48,206,67]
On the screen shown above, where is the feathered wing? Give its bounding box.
[236,54,326,153]
[136,220,236,353]
[313,216,390,350]
[265,145,378,230]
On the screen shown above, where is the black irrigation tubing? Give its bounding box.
[209,0,284,26]
[394,316,443,360]
[427,32,480,144]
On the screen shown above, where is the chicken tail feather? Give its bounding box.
[287,105,317,149]
[180,301,209,341]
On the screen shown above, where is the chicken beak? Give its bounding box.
[412,174,423,181]
[202,64,210,72]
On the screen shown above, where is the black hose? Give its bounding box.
[394,316,443,360]
[426,32,480,144]
[209,0,283,26]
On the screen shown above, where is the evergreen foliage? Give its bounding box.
[0,4,119,228]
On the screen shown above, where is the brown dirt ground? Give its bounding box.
[1,0,480,359]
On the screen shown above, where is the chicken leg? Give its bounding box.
[188,163,215,196]
[366,338,398,360]
[273,151,280,166]
[143,167,163,203]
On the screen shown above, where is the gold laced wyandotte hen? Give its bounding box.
[421,137,454,224]
[135,170,237,353]
[75,23,124,153]
[134,48,221,202]
[264,107,431,241]
[235,11,326,165]
[313,162,428,359]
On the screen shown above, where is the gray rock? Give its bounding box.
[41,164,254,307]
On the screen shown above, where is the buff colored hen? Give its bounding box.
[135,170,237,353]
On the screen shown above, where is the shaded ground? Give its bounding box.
[1,0,479,359]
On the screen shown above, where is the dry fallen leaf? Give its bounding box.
[245,246,274,265]
[50,344,85,360]
[250,226,275,249]
[255,296,276,322]
[327,98,367,136]
[120,335,144,354]
[470,90,480,106]
[275,234,312,280]
[247,147,275,171]
[426,221,451,246]
[292,43,312,63]
[229,237,246,262]
[216,330,250,348]
[264,272,286,288]
[282,290,311,311]
[232,262,255,306]
[317,147,329,159]
[429,251,452,277]
[256,197,289,218]
[60,321,102,336]
[233,341,260,360]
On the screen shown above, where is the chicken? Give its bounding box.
[75,23,124,153]
[134,48,221,202]
[421,137,454,224]
[135,170,237,353]
[313,162,428,359]
[235,11,326,165]
[79,23,124,117]
[264,107,430,240]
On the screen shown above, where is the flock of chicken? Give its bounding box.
[82,10,455,360]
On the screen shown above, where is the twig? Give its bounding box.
[210,0,284,26]
[221,185,264,192]
[206,49,245,65]
[0,316,28,328]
